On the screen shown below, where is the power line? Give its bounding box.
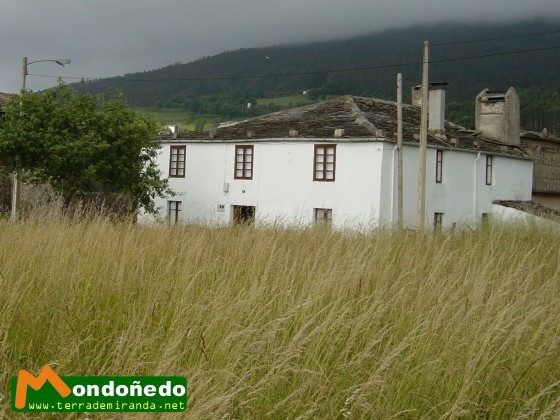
[432,29,560,46]
[431,44,560,63]
[27,44,560,84]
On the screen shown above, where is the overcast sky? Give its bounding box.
[1,0,559,93]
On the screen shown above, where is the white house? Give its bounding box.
[143,87,533,229]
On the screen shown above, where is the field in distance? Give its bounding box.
[135,94,317,132]
[255,94,315,107]
[134,107,197,130]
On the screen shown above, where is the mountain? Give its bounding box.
[79,19,560,108]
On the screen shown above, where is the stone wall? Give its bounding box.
[521,134,560,193]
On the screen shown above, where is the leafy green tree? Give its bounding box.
[0,83,171,214]
[446,101,475,129]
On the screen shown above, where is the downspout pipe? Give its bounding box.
[474,152,481,225]
[391,144,398,227]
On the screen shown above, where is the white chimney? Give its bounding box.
[412,82,447,137]
[428,85,446,136]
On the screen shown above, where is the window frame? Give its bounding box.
[169,145,186,178]
[485,155,493,186]
[314,208,333,228]
[168,200,182,223]
[234,145,254,180]
[313,144,337,182]
[435,150,443,183]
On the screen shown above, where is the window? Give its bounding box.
[168,200,182,223]
[314,144,336,181]
[485,155,493,185]
[234,145,254,179]
[433,212,443,229]
[314,208,332,228]
[169,146,186,178]
[233,205,255,225]
[435,150,443,183]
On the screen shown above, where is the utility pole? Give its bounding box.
[10,57,70,221]
[397,73,404,228]
[417,41,429,229]
[10,57,27,221]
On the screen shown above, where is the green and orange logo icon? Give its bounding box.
[14,365,71,409]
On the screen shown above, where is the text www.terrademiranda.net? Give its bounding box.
[26,401,186,411]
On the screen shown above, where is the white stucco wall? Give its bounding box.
[147,139,390,229]
[143,138,533,230]
[383,145,533,228]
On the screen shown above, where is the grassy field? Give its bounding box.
[135,97,316,132]
[134,108,197,130]
[135,107,225,132]
[256,95,315,107]
[1,217,560,418]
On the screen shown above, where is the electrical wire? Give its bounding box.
[27,44,560,84]
[431,29,560,46]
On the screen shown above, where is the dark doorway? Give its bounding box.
[233,205,255,225]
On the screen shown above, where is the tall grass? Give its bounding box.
[1,216,560,418]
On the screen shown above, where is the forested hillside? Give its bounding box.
[79,19,560,132]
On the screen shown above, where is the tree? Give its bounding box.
[0,82,171,214]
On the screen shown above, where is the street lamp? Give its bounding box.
[11,56,71,220]
[20,57,71,94]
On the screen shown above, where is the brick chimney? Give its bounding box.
[475,87,520,146]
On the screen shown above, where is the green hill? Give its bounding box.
[78,19,560,132]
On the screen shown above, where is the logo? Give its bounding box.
[12,365,187,413]
[15,365,71,409]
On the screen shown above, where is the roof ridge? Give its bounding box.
[346,96,378,135]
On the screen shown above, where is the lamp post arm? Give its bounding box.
[27,58,71,66]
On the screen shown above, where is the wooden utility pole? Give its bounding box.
[417,41,429,229]
[10,57,70,221]
[10,57,27,221]
[397,73,404,228]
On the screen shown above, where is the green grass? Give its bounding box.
[256,95,315,107]
[134,107,195,129]
[135,97,316,132]
[1,217,560,418]
[135,108,226,132]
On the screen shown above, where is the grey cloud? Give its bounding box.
[1,0,559,92]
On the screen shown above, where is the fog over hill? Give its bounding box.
[2,0,560,93]
[76,20,560,107]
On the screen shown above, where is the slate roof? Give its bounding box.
[163,95,528,158]
[494,200,560,220]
